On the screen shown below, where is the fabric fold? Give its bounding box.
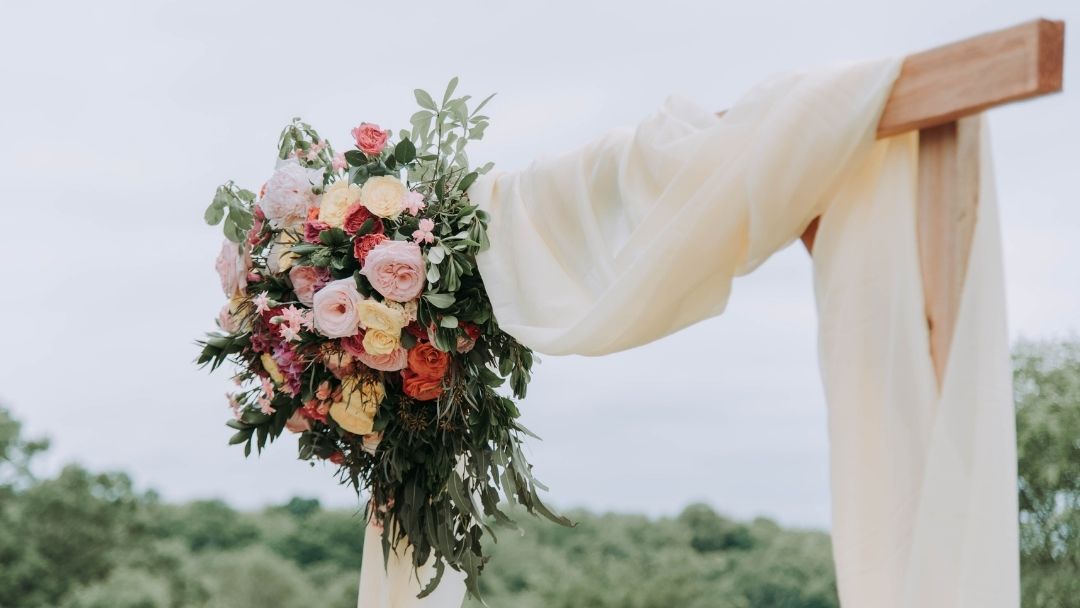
[464,58,1019,607]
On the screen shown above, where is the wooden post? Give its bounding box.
[791,18,1064,386]
[917,117,981,385]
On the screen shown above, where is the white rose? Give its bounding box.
[359,176,406,218]
[260,159,324,227]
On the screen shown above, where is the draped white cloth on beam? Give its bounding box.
[358,57,1020,607]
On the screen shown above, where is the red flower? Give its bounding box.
[401,369,443,401]
[304,220,330,243]
[353,233,388,265]
[328,451,345,465]
[407,342,450,379]
[343,202,384,235]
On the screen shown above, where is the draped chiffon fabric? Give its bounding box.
[358,58,1019,607]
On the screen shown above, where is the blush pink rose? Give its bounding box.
[288,265,329,307]
[312,278,363,338]
[360,240,425,302]
[351,123,390,155]
[357,346,409,372]
[285,409,311,433]
[260,159,323,227]
[215,241,248,297]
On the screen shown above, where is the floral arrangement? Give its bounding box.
[197,79,568,596]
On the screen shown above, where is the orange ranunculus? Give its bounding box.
[407,342,450,379]
[401,369,443,401]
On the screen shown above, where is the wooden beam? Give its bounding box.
[877,19,1065,137]
[790,19,1064,385]
[917,117,982,386]
[795,18,1063,251]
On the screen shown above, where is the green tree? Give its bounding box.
[1014,340,1080,607]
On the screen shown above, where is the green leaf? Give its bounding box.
[424,293,455,309]
[457,172,479,193]
[441,77,459,105]
[440,315,458,329]
[204,199,226,225]
[394,138,417,164]
[344,150,367,166]
[414,89,437,111]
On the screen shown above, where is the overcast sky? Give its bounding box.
[1,0,1077,530]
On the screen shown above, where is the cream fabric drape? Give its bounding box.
[357,518,467,607]
[359,57,1019,607]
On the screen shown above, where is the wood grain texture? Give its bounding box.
[877,19,1064,137]
[917,118,982,386]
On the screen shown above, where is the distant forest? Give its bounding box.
[1,340,1076,607]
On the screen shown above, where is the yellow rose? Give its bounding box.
[267,231,299,274]
[359,176,406,218]
[357,299,406,332]
[318,181,362,227]
[329,376,385,435]
[362,329,400,355]
[260,353,285,385]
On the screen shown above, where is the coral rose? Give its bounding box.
[351,122,390,155]
[359,176,406,218]
[360,240,425,301]
[354,233,388,265]
[312,278,363,338]
[319,181,363,227]
[407,342,450,379]
[401,369,443,401]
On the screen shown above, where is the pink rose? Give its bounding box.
[312,278,363,338]
[215,241,248,297]
[218,303,240,333]
[304,220,331,243]
[351,123,390,156]
[285,410,311,433]
[288,265,329,307]
[357,346,408,372]
[360,240,425,302]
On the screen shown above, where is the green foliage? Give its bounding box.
[4,338,1080,606]
[1013,339,1080,607]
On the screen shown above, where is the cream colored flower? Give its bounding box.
[360,176,406,218]
[385,299,419,324]
[266,231,299,274]
[260,353,285,385]
[329,376,385,435]
[357,299,406,332]
[362,328,400,355]
[318,181,362,227]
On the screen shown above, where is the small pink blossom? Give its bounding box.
[412,218,435,244]
[332,153,347,172]
[315,381,332,401]
[403,191,426,216]
[253,292,272,314]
